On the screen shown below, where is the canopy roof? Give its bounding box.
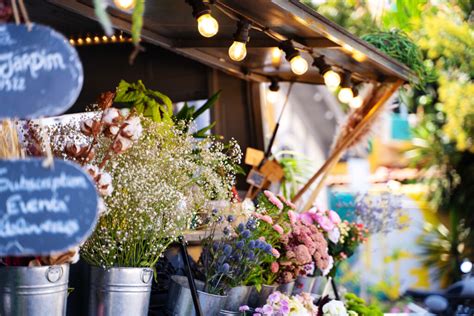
[50,0,416,84]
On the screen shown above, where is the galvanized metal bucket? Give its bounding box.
[223,285,252,312]
[167,275,228,316]
[88,266,153,316]
[277,280,295,296]
[292,275,316,295]
[0,264,69,316]
[248,284,277,308]
[311,276,326,294]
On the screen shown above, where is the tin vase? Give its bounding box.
[88,266,153,316]
[0,264,69,316]
[277,280,295,296]
[292,275,316,295]
[167,275,228,316]
[248,284,277,308]
[223,285,252,312]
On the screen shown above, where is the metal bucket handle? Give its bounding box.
[141,268,153,284]
[46,266,64,283]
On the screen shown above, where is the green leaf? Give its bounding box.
[193,122,216,138]
[115,80,131,101]
[192,90,221,120]
[131,0,145,46]
[93,0,113,36]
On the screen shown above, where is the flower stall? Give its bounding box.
[0,0,420,315]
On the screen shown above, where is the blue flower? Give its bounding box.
[219,263,230,274]
[264,244,272,253]
[242,230,251,239]
[212,208,218,215]
[212,242,220,251]
[217,215,224,223]
[248,240,256,249]
[223,244,233,256]
[223,227,230,236]
[246,219,256,231]
[236,240,245,249]
[237,223,245,233]
[218,255,226,264]
[254,240,261,249]
[247,251,256,261]
[227,215,235,222]
[257,241,266,250]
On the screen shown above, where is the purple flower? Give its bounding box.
[261,304,273,314]
[236,240,245,249]
[264,244,272,253]
[248,240,256,249]
[268,292,280,304]
[247,251,256,261]
[227,215,235,222]
[219,263,230,274]
[223,244,233,256]
[212,208,218,215]
[239,305,250,312]
[242,230,251,239]
[237,223,245,233]
[212,242,220,251]
[246,219,256,231]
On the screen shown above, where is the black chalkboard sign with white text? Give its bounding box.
[0,23,83,119]
[0,159,98,256]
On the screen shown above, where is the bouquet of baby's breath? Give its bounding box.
[81,118,240,268]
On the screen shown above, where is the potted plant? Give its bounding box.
[241,290,318,315]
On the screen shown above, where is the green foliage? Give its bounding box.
[115,80,173,123]
[93,0,113,36]
[131,0,145,46]
[361,30,427,85]
[345,293,384,316]
[275,151,314,200]
[417,214,472,287]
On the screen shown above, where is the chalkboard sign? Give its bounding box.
[0,159,98,256]
[0,23,83,119]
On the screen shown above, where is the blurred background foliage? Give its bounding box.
[303,0,474,286]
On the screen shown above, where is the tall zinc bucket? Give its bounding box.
[88,266,153,316]
[248,284,277,308]
[292,275,316,295]
[0,264,70,316]
[277,280,295,296]
[223,285,252,312]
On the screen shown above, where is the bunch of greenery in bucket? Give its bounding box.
[198,213,279,295]
[239,291,318,315]
[37,91,241,268]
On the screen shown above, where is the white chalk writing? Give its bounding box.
[0,173,88,193]
[6,194,68,215]
[0,218,79,237]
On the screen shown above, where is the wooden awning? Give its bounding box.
[48,0,416,84]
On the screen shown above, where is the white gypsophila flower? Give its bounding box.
[328,227,341,244]
[102,108,121,125]
[121,116,143,141]
[97,197,107,215]
[322,300,347,316]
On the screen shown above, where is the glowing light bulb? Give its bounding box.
[349,95,363,108]
[267,90,279,104]
[197,14,219,38]
[461,260,472,274]
[323,70,341,89]
[85,37,92,44]
[77,38,84,45]
[69,39,75,45]
[271,47,282,65]
[111,35,117,42]
[93,36,100,43]
[338,88,353,103]
[113,0,135,10]
[228,41,247,61]
[290,55,308,75]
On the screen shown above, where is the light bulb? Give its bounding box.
[266,90,279,104]
[228,41,247,61]
[349,95,363,108]
[197,13,219,38]
[271,47,282,66]
[323,70,341,89]
[338,88,353,103]
[290,55,308,75]
[113,0,135,10]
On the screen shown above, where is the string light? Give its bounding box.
[349,88,363,108]
[266,79,280,104]
[338,71,354,103]
[280,40,308,76]
[69,34,132,46]
[312,56,341,89]
[186,0,219,38]
[228,20,251,61]
[113,0,135,11]
[271,47,282,66]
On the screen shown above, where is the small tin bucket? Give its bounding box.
[277,280,295,296]
[292,275,316,295]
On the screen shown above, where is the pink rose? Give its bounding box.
[328,210,341,225]
[270,261,279,273]
[272,224,284,234]
[261,215,273,225]
[299,212,314,225]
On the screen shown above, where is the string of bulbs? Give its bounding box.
[183,0,363,108]
[110,0,364,107]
